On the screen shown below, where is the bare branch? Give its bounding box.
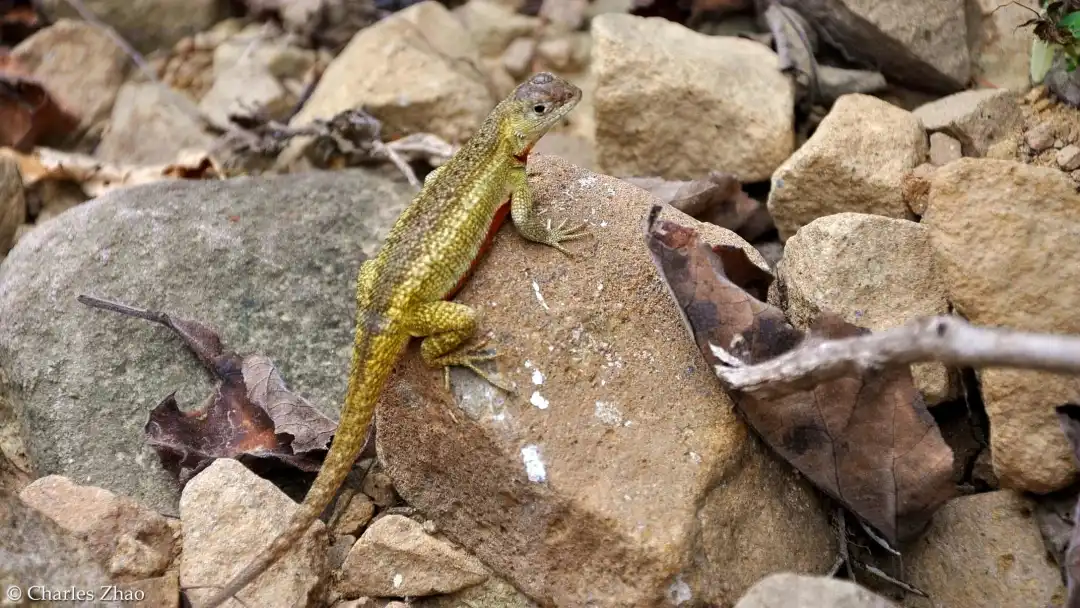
[712,315,1080,396]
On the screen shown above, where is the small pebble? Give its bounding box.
[1025,123,1055,152]
[929,132,962,166]
[1033,98,1054,112]
[502,37,536,78]
[1057,144,1080,171]
[1024,85,1048,104]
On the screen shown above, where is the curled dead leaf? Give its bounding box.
[78,295,338,485]
[644,204,955,547]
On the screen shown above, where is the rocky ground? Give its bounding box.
[1,0,1078,607]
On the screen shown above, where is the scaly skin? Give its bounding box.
[200,72,584,608]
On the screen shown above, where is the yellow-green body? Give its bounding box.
[200,73,584,608]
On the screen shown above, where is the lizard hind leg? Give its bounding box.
[404,300,515,393]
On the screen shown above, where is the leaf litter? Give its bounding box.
[643,204,956,561]
[77,294,337,486]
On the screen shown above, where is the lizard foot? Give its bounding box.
[434,342,515,393]
[541,217,590,255]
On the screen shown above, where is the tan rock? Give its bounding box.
[924,159,1080,492]
[127,571,180,608]
[416,575,535,608]
[501,37,536,78]
[180,459,328,608]
[531,131,595,171]
[777,213,954,404]
[212,30,317,81]
[592,14,793,182]
[842,0,969,85]
[1026,121,1055,152]
[39,0,223,54]
[11,20,129,129]
[97,83,214,165]
[199,62,295,129]
[536,32,590,72]
[377,154,835,607]
[19,475,179,582]
[767,94,926,240]
[333,493,375,537]
[454,0,539,57]
[0,154,25,256]
[735,573,897,608]
[1058,144,1080,171]
[902,491,1066,607]
[338,514,489,598]
[901,163,935,216]
[1,490,116,606]
[928,132,962,166]
[33,181,87,224]
[288,1,495,144]
[968,0,1039,91]
[913,88,1022,157]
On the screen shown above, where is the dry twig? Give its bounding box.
[711,315,1080,396]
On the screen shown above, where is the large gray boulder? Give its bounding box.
[0,171,412,514]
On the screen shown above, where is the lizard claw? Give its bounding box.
[542,217,590,255]
[437,342,514,393]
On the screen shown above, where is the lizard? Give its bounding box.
[199,71,584,608]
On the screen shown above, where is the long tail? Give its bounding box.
[200,329,410,608]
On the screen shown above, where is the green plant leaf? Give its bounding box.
[1032,38,1056,83]
[1061,11,1080,36]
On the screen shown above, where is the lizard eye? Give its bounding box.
[533,103,549,114]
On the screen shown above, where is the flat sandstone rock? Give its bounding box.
[377,154,835,607]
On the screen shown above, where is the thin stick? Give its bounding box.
[76,294,167,324]
[373,140,420,189]
[711,315,1080,396]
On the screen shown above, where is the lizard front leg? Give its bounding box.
[509,166,589,255]
[403,300,513,392]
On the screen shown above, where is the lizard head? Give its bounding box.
[501,72,581,157]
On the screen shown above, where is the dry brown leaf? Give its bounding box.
[0,0,44,44]
[77,295,337,486]
[0,147,217,198]
[644,205,955,547]
[0,54,79,150]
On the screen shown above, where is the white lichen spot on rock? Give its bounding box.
[594,401,623,426]
[392,573,403,588]
[530,391,549,410]
[531,369,544,385]
[667,575,693,605]
[531,280,549,310]
[521,445,546,483]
